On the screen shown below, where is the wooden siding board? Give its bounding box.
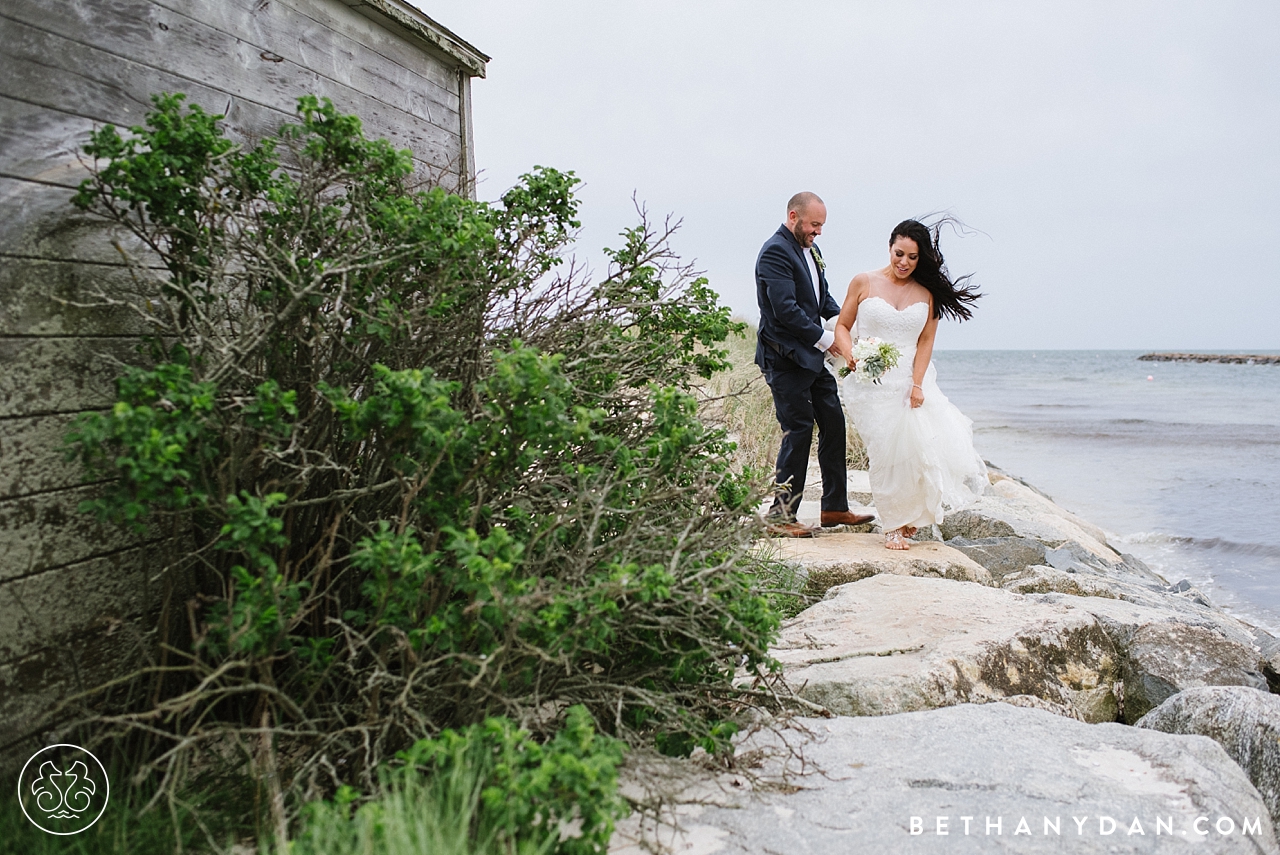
[0,623,153,761]
[0,15,460,172]
[81,0,462,122]
[155,0,465,115]
[9,0,462,119]
[0,484,160,581]
[0,647,82,753]
[0,96,96,190]
[338,0,488,78]
[0,13,169,134]
[0,4,461,173]
[230,0,469,91]
[0,335,145,417]
[0,413,94,499]
[0,176,139,266]
[0,545,161,663]
[0,255,156,338]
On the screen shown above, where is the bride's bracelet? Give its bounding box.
[911,383,922,389]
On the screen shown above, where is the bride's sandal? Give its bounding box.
[885,529,911,551]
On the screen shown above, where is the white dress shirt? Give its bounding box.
[805,246,835,352]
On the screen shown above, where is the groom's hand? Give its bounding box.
[827,337,849,364]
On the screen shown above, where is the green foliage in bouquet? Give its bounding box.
[65,93,776,843]
[862,341,901,381]
[838,340,901,383]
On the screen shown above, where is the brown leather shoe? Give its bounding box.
[820,510,876,527]
[764,521,816,538]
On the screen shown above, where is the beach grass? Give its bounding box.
[284,765,556,855]
[1,752,554,855]
[700,322,868,473]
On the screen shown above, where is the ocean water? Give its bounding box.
[932,350,1280,633]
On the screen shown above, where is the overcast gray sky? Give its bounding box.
[425,2,1280,350]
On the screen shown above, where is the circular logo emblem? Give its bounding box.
[17,744,110,835]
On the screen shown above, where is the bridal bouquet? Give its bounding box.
[839,337,901,383]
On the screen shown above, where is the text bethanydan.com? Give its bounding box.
[910,815,1264,838]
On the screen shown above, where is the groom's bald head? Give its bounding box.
[787,192,824,216]
[785,192,825,247]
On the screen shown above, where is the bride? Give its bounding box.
[833,219,987,550]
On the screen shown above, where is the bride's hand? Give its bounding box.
[910,384,924,408]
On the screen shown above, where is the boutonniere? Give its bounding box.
[810,246,826,273]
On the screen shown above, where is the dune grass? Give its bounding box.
[700,323,868,474]
[2,756,555,855]
[283,769,556,855]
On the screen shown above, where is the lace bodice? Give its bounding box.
[855,296,929,351]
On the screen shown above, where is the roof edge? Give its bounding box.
[347,0,490,77]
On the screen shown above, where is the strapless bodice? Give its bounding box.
[855,296,929,351]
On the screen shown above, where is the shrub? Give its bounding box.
[65,93,777,838]
[289,771,554,855]
[289,706,622,855]
[394,705,625,855]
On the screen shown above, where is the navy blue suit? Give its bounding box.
[754,225,848,519]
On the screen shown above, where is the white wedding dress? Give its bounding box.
[842,296,988,532]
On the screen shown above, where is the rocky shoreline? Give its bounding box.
[1139,352,1280,364]
[609,466,1280,853]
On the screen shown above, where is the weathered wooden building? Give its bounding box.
[0,0,487,765]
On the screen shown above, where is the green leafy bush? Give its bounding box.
[65,92,777,839]
[290,776,555,855]
[394,706,625,855]
[289,707,621,855]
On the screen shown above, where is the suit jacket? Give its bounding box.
[754,224,840,375]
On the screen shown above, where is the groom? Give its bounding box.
[755,192,873,537]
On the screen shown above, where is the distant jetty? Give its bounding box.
[1138,352,1280,364]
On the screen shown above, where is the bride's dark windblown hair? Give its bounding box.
[891,217,981,322]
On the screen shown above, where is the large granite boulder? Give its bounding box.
[948,533,1170,588]
[940,485,1233,636]
[940,477,1117,564]
[1000,564,1214,617]
[767,532,993,596]
[1029,594,1268,723]
[1137,687,1280,832]
[944,535,1054,584]
[611,704,1278,854]
[1256,634,1280,693]
[764,575,1121,722]
[1001,564,1122,598]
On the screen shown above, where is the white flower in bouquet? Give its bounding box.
[839,337,901,383]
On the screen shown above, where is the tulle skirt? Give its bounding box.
[842,357,988,532]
